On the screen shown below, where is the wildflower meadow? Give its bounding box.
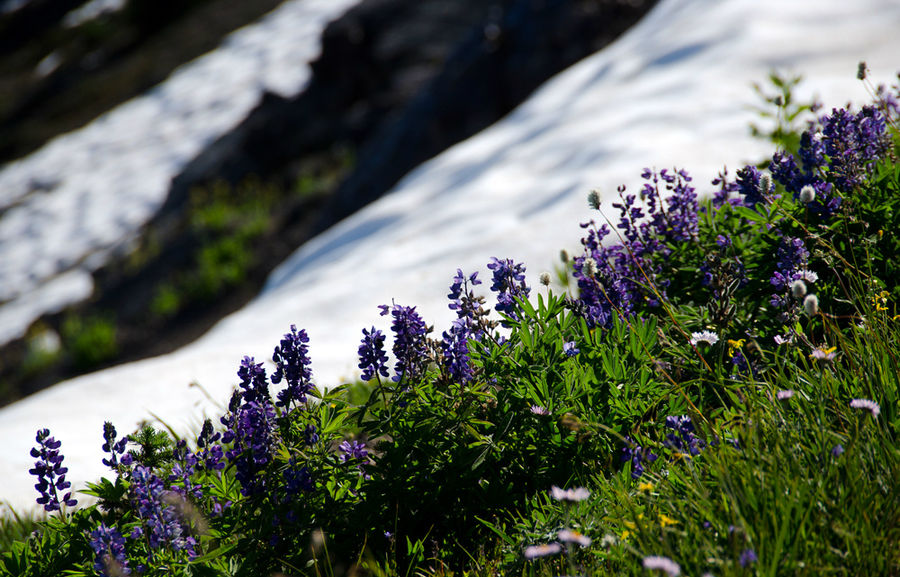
[1,67,899,576]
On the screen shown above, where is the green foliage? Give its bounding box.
[60,313,118,371]
[749,71,818,155]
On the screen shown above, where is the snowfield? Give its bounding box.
[2,0,900,514]
[0,0,361,346]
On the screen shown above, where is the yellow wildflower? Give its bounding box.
[638,482,654,493]
[659,514,678,527]
[727,338,745,356]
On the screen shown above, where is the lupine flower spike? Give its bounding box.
[29,428,77,512]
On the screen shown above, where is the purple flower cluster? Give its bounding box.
[574,169,698,327]
[441,317,475,385]
[89,523,131,577]
[769,236,809,309]
[195,419,224,472]
[380,303,430,383]
[283,457,314,494]
[441,269,491,385]
[487,257,530,321]
[237,356,269,405]
[734,165,771,209]
[358,326,389,382]
[169,440,203,501]
[271,325,314,408]
[101,421,130,470]
[339,439,369,477]
[223,399,276,496]
[130,465,196,556]
[621,437,657,479]
[664,416,704,457]
[29,428,77,512]
[770,104,889,217]
[448,268,486,334]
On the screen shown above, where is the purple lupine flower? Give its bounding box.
[821,105,889,191]
[339,439,369,478]
[831,444,845,457]
[283,458,314,495]
[28,428,77,512]
[130,465,196,556]
[169,440,203,501]
[563,341,580,357]
[448,269,483,315]
[339,440,368,462]
[380,303,430,383]
[739,548,758,567]
[237,356,269,405]
[358,327,389,382]
[769,236,809,309]
[304,424,320,445]
[101,422,129,470]
[735,165,768,208]
[226,401,277,496]
[621,437,657,479]
[90,523,131,577]
[664,415,704,457]
[710,168,742,210]
[573,168,698,328]
[447,268,487,339]
[487,257,530,321]
[441,318,475,386]
[272,325,314,408]
[195,419,224,472]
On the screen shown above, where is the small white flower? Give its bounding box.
[599,534,617,548]
[690,330,719,346]
[791,279,807,298]
[539,271,551,286]
[796,269,818,283]
[774,333,794,345]
[524,542,562,559]
[803,294,819,316]
[643,555,681,576]
[850,398,880,417]
[530,405,549,416]
[776,389,794,400]
[550,486,590,502]
[558,529,592,547]
[799,185,816,204]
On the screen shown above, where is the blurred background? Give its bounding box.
[0,0,654,406]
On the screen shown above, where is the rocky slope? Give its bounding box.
[0,0,655,405]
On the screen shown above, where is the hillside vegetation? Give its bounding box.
[2,68,898,577]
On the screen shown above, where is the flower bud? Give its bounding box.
[803,294,819,316]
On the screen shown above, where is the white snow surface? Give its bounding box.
[2,0,900,514]
[0,0,360,346]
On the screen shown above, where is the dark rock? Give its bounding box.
[167,0,657,235]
